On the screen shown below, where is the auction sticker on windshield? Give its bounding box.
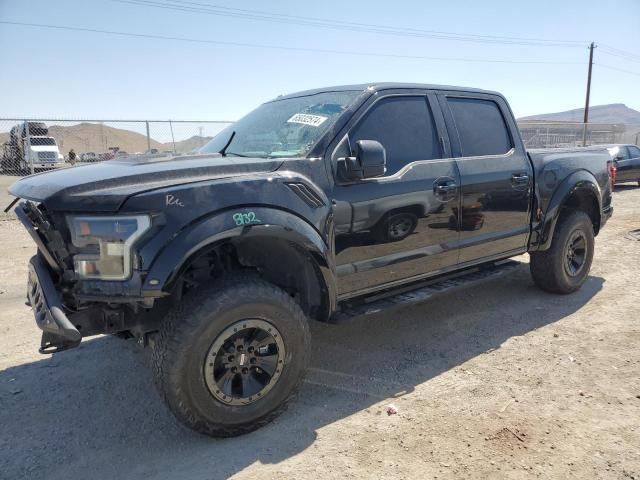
[287,113,328,127]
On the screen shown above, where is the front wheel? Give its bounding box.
[529,210,595,294]
[151,275,310,437]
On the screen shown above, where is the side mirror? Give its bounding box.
[338,140,386,181]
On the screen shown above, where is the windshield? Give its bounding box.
[29,137,56,146]
[200,91,360,158]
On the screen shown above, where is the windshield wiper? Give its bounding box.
[219,131,236,157]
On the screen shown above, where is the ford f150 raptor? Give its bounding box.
[7,83,613,436]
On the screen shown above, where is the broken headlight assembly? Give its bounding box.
[67,215,151,280]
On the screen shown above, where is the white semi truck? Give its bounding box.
[1,122,64,173]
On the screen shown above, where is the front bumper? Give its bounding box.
[32,162,63,169]
[27,255,81,354]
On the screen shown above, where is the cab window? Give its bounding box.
[349,96,441,175]
[446,97,512,157]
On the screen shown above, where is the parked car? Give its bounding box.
[8,83,613,437]
[607,144,640,186]
[80,152,98,162]
[98,152,115,161]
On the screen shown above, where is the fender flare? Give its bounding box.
[536,170,602,251]
[141,206,337,314]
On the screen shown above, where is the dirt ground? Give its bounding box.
[0,176,639,480]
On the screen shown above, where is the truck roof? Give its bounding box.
[271,83,501,101]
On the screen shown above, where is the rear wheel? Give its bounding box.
[529,210,594,294]
[151,275,310,437]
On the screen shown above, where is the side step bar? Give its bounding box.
[332,260,521,323]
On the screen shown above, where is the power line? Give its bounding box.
[599,43,640,61]
[0,21,586,66]
[598,47,640,64]
[596,63,640,77]
[114,0,588,48]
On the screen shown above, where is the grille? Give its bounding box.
[21,202,70,270]
[38,151,57,161]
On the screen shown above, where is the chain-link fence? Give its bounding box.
[517,120,639,149]
[2,118,639,177]
[0,119,232,177]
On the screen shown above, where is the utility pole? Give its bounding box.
[582,42,596,147]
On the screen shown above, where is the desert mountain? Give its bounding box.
[0,122,214,154]
[519,104,640,125]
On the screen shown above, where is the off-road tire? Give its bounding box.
[530,210,594,294]
[151,275,310,437]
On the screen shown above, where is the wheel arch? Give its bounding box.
[536,170,602,251]
[142,207,337,321]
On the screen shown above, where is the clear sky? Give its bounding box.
[0,0,639,121]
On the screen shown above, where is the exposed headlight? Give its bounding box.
[67,215,151,280]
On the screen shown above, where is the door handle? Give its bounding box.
[511,173,529,186]
[433,179,457,202]
[434,182,457,193]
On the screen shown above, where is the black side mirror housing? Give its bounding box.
[338,140,386,181]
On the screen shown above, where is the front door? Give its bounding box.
[438,93,533,264]
[331,93,461,297]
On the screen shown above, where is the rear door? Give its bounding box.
[438,92,533,264]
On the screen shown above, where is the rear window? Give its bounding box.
[447,97,512,157]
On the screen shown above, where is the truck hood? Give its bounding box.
[8,154,283,212]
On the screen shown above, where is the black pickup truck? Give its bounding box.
[8,83,613,437]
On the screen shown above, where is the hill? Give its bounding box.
[519,104,640,125]
[161,135,212,153]
[51,123,166,154]
[0,123,213,155]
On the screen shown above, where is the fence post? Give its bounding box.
[25,120,34,175]
[145,121,151,152]
[169,120,176,154]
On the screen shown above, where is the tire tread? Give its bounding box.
[530,210,594,294]
[151,274,310,437]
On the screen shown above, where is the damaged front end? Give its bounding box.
[16,200,165,353]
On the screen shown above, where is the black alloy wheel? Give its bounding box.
[564,230,588,277]
[204,319,285,406]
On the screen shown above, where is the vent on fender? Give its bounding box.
[286,183,325,208]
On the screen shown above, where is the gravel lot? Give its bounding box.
[0,174,639,480]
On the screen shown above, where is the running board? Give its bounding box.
[332,260,521,323]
